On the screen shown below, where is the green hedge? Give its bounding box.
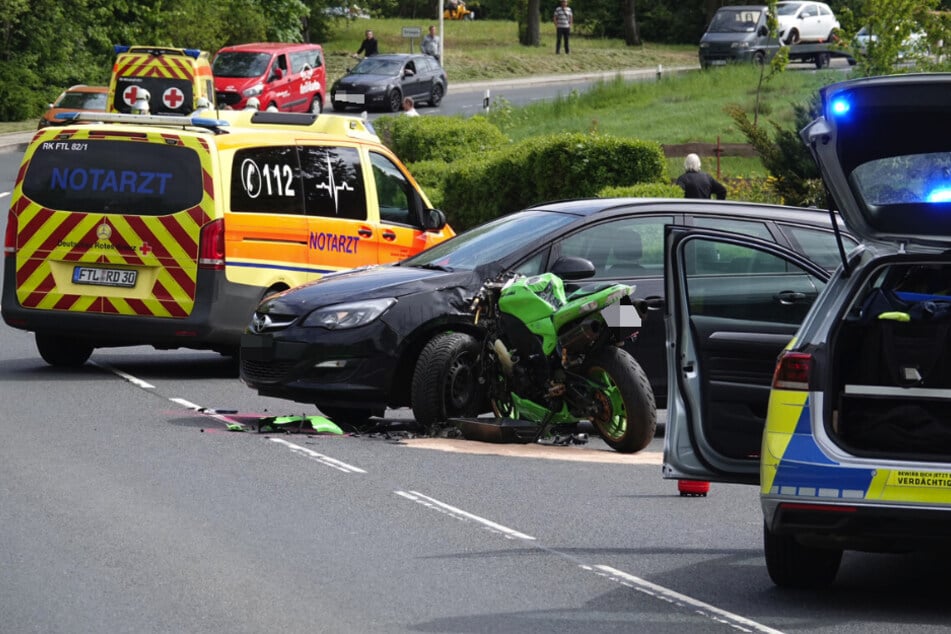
[598,182,684,198]
[374,115,509,164]
[439,133,668,230]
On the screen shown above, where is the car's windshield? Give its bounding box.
[212,52,271,78]
[776,2,803,16]
[708,9,762,32]
[57,91,106,110]
[401,210,576,271]
[351,58,403,75]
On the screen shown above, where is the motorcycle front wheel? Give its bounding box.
[582,347,656,453]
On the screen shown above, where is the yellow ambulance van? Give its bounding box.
[108,45,216,115]
[1,110,453,366]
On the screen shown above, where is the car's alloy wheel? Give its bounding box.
[387,89,403,113]
[429,84,444,107]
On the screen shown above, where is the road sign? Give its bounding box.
[402,26,422,38]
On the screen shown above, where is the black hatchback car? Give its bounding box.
[239,198,855,425]
[330,53,447,113]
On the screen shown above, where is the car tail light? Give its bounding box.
[4,211,17,255]
[199,218,225,270]
[772,351,812,390]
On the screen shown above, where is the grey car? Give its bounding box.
[330,53,447,113]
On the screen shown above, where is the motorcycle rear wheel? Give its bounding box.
[582,347,656,453]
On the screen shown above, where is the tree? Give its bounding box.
[621,0,641,45]
[518,0,541,46]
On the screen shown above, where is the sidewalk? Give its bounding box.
[0,130,35,153]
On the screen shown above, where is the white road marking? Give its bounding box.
[396,490,536,540]
[169,397,201,409]
[270,438,367,473]
[93,362,155,389]
[587,565,785,634]
[0,191,10,199]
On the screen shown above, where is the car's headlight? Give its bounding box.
[301,298,396,329]
[242,84,264,98]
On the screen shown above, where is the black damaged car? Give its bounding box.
[239,198,854,426]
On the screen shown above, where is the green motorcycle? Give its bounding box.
[412,268,656,453]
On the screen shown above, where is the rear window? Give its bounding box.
[21,139,203,215]
[850,152,951,235]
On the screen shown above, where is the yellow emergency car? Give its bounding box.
[1,110,453,366]
[108,45,216,115]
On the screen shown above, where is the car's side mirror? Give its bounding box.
[422,208,447,231]
[550,255,596,281]
[758,25,769,37]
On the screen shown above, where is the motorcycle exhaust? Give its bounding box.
[558,318,602,354]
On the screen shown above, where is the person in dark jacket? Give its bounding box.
[355,30,379,58]
[675,153,727,200]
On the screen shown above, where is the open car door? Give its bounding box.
[663,226,832,484]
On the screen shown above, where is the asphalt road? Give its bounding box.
[4,65,951,632]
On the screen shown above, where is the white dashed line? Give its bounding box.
[586,565,784,634]
[396,490,536,540]
[269,438,367,473]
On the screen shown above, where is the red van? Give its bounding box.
[212,42,326,113]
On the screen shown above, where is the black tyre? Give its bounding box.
[386,89,403,113]
[36,333,93,367]
[581,347,656,453]
[753,50,767,66]
[332,100,347,112]
[411,332,483,429]
[309,95,323,113]
[763,522,842,589]
[814,52,830,69]
[316,405,374,428]
[428,83,444,107]
[784,29,800,45]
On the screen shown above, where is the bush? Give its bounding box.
[374,114,509,163]
[440,132,668,230]
[598,182,684,198]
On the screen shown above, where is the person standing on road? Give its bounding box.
[354,30,379,58]
[553,0,573,54]
[422,25,440,63]
[675,153,727,200]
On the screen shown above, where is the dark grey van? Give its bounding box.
[699,5,776,67]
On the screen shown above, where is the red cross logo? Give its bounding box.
[139,242,152,255]
[163,87,184,109]
[123,85,140,107]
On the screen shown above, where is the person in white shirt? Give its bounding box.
[402,97,419,117]
[422,25,440,63]
[553,0,573,54]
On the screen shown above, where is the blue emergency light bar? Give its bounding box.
[54,111,230,131]
[113,44,202,59]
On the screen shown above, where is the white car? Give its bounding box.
[776,1,840,44]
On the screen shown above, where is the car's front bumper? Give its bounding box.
[239,319,399,411]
